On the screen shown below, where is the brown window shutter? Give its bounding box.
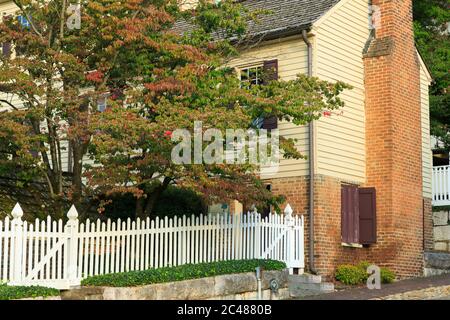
[341,185,359,244]
[359,187,377,244]
[2,42,11,57]
[261,60,278,130]
[262,59,278,82]
[262,115,278,130]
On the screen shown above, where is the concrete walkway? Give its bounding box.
[298,274,450,300]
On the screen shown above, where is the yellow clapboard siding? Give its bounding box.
[318,120,365,139]
[313,0,369,183]
[420,66,432,198]
[317,56,365,82]
[0,0,18,16]
[317,137,365,155]
[317,161,367,181]
[228,36,310,179]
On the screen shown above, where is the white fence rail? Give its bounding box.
[432,165,450,206]
[0,203,304,289]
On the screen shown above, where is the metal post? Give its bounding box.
[255,266,262,300]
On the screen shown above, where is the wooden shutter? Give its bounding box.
[359,187,377,244]
[341,185,359,244]
[262,59,278,82]
[262,115,278,130]
[262,60,278,130]
[2,42,11,57]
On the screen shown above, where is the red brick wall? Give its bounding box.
[269,175,375,279]
[363,0,424,278]
[264,0,429,281]
[269,174,429,280]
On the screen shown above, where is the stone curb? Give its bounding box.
[61,269,288,300]
[372,285,450,300]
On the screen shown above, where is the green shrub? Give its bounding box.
[152,186,206,218]
[101,186,206,220]
[335,265,366,285]
[336,261,396,285]
[82,259,286,287]
[0,284,59,300]
[380,267,395,284]
[356,260,371,271]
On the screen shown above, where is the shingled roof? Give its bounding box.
[174,0,341,41]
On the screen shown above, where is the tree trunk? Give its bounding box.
[143,189,163,217]
[141,178,172,218]
[71,143,84,205]
[135,197,145,220]
[68,99,90,205]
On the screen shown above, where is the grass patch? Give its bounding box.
[81,259,287,287]
[0,284,59,300]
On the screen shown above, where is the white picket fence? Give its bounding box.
[432,165,450,206]
[0,203,304,289]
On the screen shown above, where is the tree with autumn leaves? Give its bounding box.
[0,0,350,219]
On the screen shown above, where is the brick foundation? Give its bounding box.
[269,174,431,280]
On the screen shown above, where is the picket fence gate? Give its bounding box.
[0,203,304,289]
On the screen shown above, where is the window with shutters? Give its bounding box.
[341,185,377,246]
[239,65,264,89]
[238,60,279,130]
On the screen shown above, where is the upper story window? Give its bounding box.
[237,60,279,130]
[239,65,264,89]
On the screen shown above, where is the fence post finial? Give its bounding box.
[66,204,79,287]
[284,203,295,275]
[10,203,24,285]
[11,202,23,220]
[67,205,79,221]
[284,203,293,217]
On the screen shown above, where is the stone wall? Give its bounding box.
[61,270,289,300]
[424,252,450,276]
[433,211,450,252]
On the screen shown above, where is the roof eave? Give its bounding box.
[230,24,312,46]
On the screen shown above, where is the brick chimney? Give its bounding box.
[363,0,425,277]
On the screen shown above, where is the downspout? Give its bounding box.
[301,29,317,274]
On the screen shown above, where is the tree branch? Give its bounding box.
[12,0,45,41]
[0,99,18,110]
